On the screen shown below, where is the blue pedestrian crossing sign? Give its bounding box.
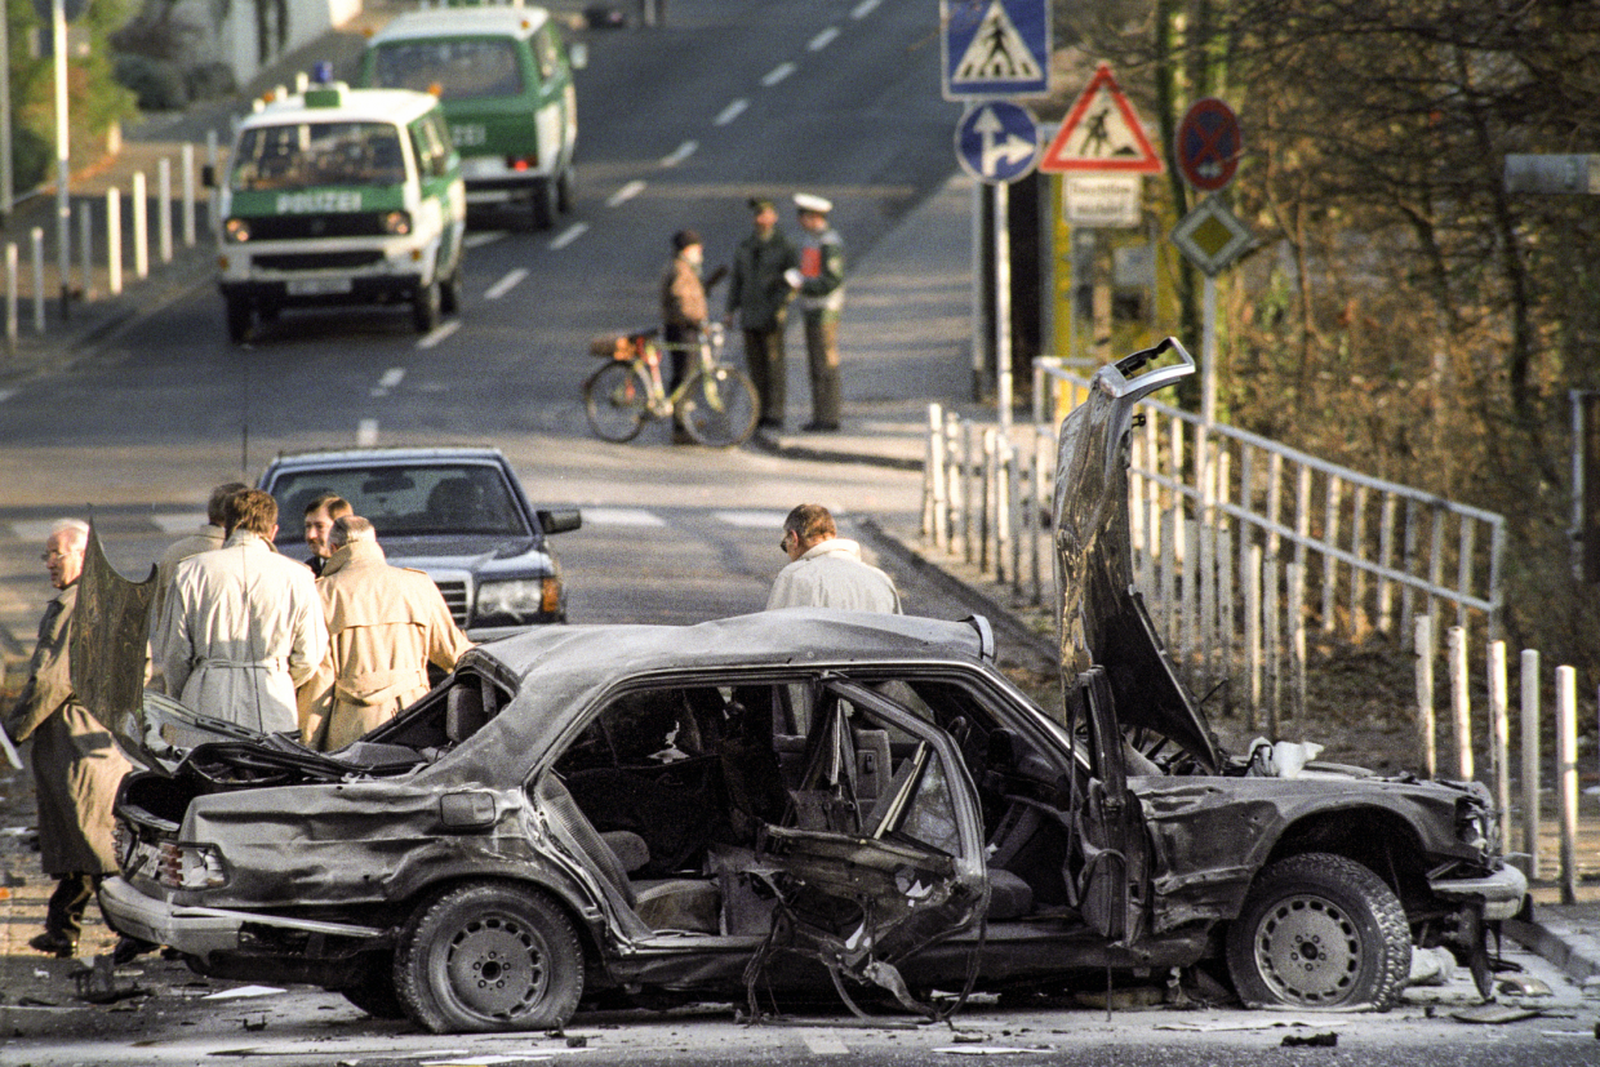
[942,0,1050,100]
[955,101,1040,184]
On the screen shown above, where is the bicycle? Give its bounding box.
[583,321,760,447]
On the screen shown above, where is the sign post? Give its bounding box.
[943,1,1051,436]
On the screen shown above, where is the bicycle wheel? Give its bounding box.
[680,365,759,447]
[583,361,651,443]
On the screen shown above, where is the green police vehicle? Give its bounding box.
[215,77,467,342]
[358,2,582,230]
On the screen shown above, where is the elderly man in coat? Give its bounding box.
[298,515,473,752]
[766,503,901,614]
[3,519,132,957]
[158,489,328,734]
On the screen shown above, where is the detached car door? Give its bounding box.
[752,677,988,1011]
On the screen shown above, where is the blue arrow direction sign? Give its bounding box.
[942,0,1050,100]
[955,101,1039,184]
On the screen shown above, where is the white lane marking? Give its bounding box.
[151,513,205,535]
[809,26,840,51]
[549,222,589,250]
[463,231,505,249]
[713,510,789,529]
[0,389,16,403]
[851,0,880,17]
[357,419,379,447]
[373,368,406,397]
[485,268,528,300]
[713,99,748,126]
[581,507,667,527]
[607,180,646,207]
[803,1035,850,1055]
[761,62,796,87]
[416,321,460,350]
[660,140,697,167]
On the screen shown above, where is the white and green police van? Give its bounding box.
[215,79,467,342]
[358,2,582,230]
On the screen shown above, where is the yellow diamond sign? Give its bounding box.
[1171,195,1253,276]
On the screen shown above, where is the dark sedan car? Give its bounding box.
[258,446,580,637]
[97,341,1524,1032]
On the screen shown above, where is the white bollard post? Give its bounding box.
[1448,625,1473,780]
[925,403,945,544]
[158,157,173,263]
[182,142,197,247]
[78,201,94,301]
[1488,641,1511,855]
[30,227,44,333]
[1556,664,1578,904]
[106,189,123,296]
[5,243,17,351]
[1520,648,1541,880]
[1415,616,1436,779]
[133,172,149,279]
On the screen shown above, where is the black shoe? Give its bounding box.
[801,421,840,432]
[757,417,783,430]
[112,936,156,965]
[29,931,76,957]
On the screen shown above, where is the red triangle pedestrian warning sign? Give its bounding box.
[1039,63,1165,174]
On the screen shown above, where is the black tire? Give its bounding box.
[336,956,407,1019]
[225,294,252,344]
[556,164,575,214]
[679,365,759,447]
[531,179,558,231]
[413,278,442,333]
[394,882,583,1033]
[1225,852,1410,1011]
[440,265,463,316]
[583,360,650,442]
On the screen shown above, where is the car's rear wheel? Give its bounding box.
[395,881,583,1033]
[440,263,463,316]
[583,360,651,442]
[1225,852,1410,1010]
[531,179,558,231]
[557,164,576,214]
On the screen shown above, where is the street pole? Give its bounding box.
[53,0,71,320]
[996,179,1012,440]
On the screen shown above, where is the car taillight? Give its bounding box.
[506,153,538,171]
[158,842,228,889]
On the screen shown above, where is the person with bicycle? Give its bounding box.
[661,229,709,442]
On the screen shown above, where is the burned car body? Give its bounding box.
[99,340,1524,1032]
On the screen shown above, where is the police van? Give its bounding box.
[358,2,582,230]
[214,78,467,342]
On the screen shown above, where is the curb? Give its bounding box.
[752,430,924,472]
[1505,917,1600,984]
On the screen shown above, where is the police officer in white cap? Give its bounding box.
[786,193,845,432]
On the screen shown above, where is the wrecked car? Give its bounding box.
[96,339,1525,1032]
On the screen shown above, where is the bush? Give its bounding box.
[113,53,190,111]
[186,62,237,102]
[11,127,51,193]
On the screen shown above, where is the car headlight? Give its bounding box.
[224,217,250,243]
[1457,803,1490,853]
[382,210,412,236]
[475,576,562,623]
[158,842,228,889]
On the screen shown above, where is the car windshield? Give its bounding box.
[370,38,525,100]
[267,463,530,540]
[231,121,407,191]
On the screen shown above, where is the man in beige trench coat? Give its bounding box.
[298,516,472,752]
[3,519,132,957]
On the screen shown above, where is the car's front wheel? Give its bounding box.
[395,881,583,1033]
[1225,852,1410,1010]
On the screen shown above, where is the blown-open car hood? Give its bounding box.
[1053,338,1220,772]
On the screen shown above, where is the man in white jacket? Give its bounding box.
[158,489,328,734]
[766,504,901,613]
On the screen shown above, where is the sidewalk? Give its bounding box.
[3,18,1598,1000]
